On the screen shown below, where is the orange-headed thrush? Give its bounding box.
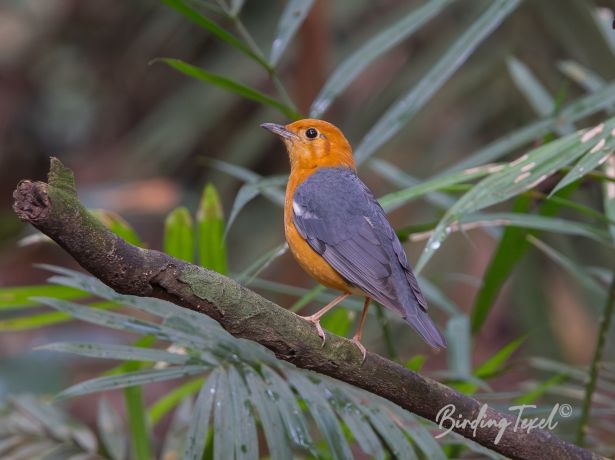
[262,119,446,359]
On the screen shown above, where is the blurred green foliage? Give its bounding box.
[1,0,615,458]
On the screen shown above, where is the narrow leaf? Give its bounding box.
[379,163,500,212]
[528,236,605,295]
[286,372,353,460]
[604,155,615,241]
[160,0,269,68]
[593,7,615,57]
[0,284,85,311]
[551,148,613,195]
[261,366,314,453]
[38,342,190,365]
[445,315,471,378]
[243,366,292,460]
[148,378,203,426]
[444,81,615,173]
[57,366,207,400]
[508,57,553,116]
[161,397,193,460]
[41,266,222,336]
[98,398,127,460]
[91,210,143,246]
[470,182,581,333]
[183,370,220,460]
[327,387,384,459]
[457,212,612,246]
[227,366,259,460]
[125,385,152,460]
[507,57,573,135]
[418,277,460,316]
[358,403,417,460]
[33,297,208,349]
[225,175,287,235]
[157,59,299,119]
[236,242,288,284]
[12,394,84,443]
[229,0,245,17]
[470,195,532,333]
[354,0,520,164]
[404,355,427,372]
[515,373,568,405]
[370,158,454,209]
[320,308,352,338]
[0,310,78,331]
[383,401,447,460]
[558,60,606,92]
[207,159,286,204]
[164,207,194,263]
[474,336,525,379]
[213,370,234,460]
[417,118,615,272]
[197,184,228,273]
[310,0,453,117]
[270,0,315,66]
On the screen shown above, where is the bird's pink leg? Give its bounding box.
[351,297,371,362]
[302,293,350,345]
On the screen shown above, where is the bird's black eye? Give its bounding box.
[305,127,318,139]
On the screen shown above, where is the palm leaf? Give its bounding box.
[227,366,259,460]
[56,366,209,400]
[160,0,269,68]
[97,398,127,460]
[164,207,194,263]
[31,268,451,459]
[183,369,220,460]
[354,0,520,164]
[197,184,228,273]
[286,371,353,460]
[417,117,615,272]
[507,57,574,134]
[243,366,293,460]
[269,0,315,67]
[160,397,193,459]
[551,146,613,195]
[310,0,454,118]
[444,81,615,173]
[0,396,102,460]
[156,58,300,119]
[38,342,190,365]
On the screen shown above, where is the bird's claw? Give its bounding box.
[351,336,367,364]
[302,314,327,346]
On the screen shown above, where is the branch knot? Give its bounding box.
[13,180,51,223]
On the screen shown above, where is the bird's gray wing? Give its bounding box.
[293,168,445,348]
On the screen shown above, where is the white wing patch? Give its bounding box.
[293,200,316,218]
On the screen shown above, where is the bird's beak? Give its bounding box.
[260,123,298,141]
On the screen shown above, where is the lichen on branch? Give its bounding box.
[12,158,601,460]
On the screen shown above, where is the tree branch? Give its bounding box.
[13,158,601,460]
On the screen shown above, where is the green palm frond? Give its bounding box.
[32,265,454,459]
[0,395,105,460]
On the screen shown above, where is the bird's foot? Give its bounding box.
[351,335,367,364]
[302,314,326,346]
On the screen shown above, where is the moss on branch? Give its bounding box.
[12,158,602,460]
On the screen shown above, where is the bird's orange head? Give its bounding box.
[261,119,355,172]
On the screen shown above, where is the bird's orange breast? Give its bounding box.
[284,170,352,293]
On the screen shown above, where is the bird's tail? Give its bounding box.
[405,309,447,349]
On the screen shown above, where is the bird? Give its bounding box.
[261,119,446,360]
